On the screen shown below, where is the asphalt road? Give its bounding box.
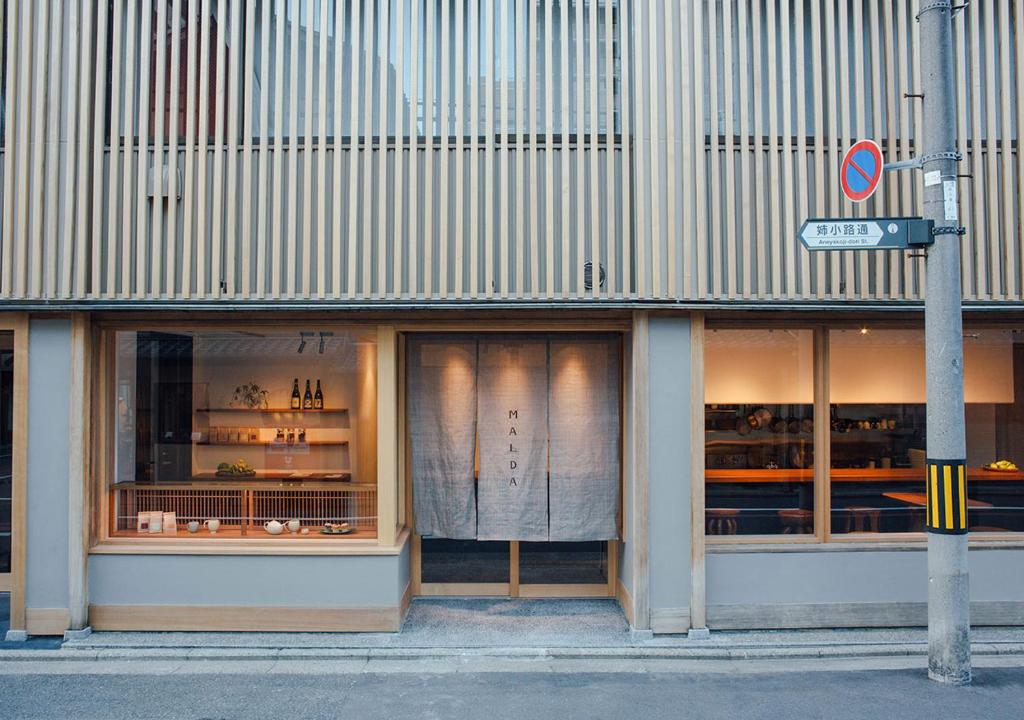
[1,666,1022,720]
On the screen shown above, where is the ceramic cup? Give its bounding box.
[148,510,163,534]
[205,518,221,534]
[286,519,301,534]
[187,521,200,533]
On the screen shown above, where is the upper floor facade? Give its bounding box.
[0,0,1021,306]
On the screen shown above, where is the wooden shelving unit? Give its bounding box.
[195,440,348,447]
[195,407,349,414]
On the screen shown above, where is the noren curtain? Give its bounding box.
[409,333,621,543]
[407,336,478,539]
[477,337,550,542]
[548,335,622,541]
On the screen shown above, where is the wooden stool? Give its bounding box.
[778,508,814,534]
[844,505,881,533]
[707,508,740,535]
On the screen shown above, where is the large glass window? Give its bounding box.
[828,329,928,534]
[707,323,1024,542]
[704,329,815,536]
[109,327,378,539]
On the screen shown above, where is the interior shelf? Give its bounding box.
[195,440,348,447]
[195,407,348,414]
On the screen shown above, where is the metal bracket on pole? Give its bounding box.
[931,225,966,237]
[951,2,969,18]
[919,151,963,165]
[916,1,952,20]
[884,157,923,172]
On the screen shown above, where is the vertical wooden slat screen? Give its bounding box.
[0,0,1021,304]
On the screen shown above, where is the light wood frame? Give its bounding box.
[0,314,28,634]
[697,317,1024,548]
[403,324,627,600]
[88,319,403,553]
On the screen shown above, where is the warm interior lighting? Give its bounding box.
[860,326,869,335]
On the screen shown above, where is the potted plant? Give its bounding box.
[231,382,269,410]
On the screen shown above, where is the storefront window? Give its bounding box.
[704,329,815,536]
[829,326,1024,536]
[109,327,378,539]
[829,329,928,534]
[963,329,1024,533]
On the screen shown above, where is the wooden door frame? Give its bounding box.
[403,327,624,600]
[1,315,28,635]
[415,538,617,598]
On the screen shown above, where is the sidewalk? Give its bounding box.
[2,598,1024,664]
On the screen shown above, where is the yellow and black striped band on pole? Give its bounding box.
[926,459,968,535]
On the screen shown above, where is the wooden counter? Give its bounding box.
[706,468,1024,484]
[114,476,369,491]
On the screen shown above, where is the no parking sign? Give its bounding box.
[840,139,883,203]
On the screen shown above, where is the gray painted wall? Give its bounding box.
[708,547,1024,606]
[25,319,72,611]
[90,547,409,608]
[648,317,692,613]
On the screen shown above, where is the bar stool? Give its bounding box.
[844,505,881,533]
[778,508,814,534]
[706,508,740,535]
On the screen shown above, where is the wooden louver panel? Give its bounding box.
[0,1,1020,303]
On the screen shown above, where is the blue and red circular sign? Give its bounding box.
[840,139,883,203]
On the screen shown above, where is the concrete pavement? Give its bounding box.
[0,661,1022,719]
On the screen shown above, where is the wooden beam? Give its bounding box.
[630,310,649,629]
[377,325,398,546]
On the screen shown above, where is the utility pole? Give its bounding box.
[918,0,971,685]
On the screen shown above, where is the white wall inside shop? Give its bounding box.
[706,547,1024,628]
[829,329,1012,404]
[25,319,72,627]
[647,317,693,632]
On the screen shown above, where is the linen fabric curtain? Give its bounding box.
[407,336,478,539]
[476,338,550,541]
[548,335,621,541]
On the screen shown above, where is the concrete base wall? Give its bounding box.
[707,547,1024,628]
[87,540,411,632]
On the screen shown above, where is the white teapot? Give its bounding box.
[264,520,285,535]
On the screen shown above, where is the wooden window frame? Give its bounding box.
[0,315,28,635]
[88,319,404,555]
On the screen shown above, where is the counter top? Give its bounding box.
[706,468,1024,483]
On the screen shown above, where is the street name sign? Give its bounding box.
[798,217,934,251]
[841,139,884,202]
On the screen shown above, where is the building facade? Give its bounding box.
[1,0,1024,637]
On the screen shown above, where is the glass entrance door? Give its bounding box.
[417,537,616,597]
